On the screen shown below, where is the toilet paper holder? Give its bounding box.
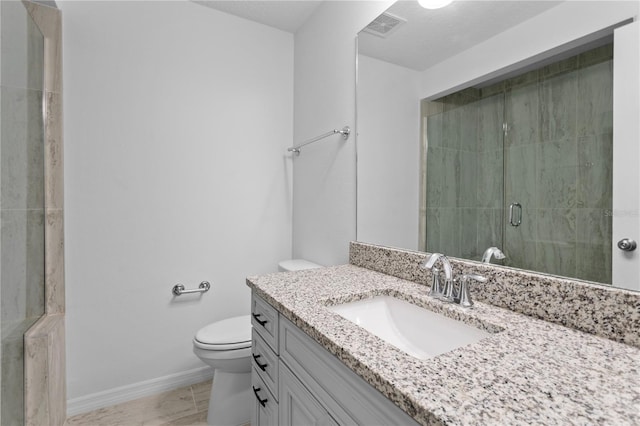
[172,281,210,296]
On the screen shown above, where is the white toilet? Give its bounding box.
[193,315,252,426]
[278,258,322,272]
[193,259,321,425]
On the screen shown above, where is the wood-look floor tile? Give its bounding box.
[138,386,197,425]
[158,410,208,426]
[65,381,206,426]
[191,380,212,413]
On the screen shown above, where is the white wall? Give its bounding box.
[60,0,293,410]
[357,55,421,250]
[293,0,393,266]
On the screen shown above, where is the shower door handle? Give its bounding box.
[509,203,522,227]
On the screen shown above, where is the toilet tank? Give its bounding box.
[278,259,322,272]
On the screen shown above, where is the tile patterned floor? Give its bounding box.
[65,380,212,426]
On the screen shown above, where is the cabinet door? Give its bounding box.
[279,364,337,426]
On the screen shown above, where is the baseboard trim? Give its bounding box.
[66,366,213,417]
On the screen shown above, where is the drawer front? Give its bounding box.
[251,294,279,353]
[279,317,419,426]
[251,367,279,426]
[251,330,279,399]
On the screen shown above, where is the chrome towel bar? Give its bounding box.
[288,126,350,155]
[172,281,210,296]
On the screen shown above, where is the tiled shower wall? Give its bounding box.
[0,1,65,425]
[0,2,46,424]
[424,91,504,262]
[424,44,613,284]
[22,1,66,423]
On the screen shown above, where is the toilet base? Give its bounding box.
[207,370,251,426]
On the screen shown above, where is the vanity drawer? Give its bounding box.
[251,330,279,399]
[251,294,279,353]
[251,367,279,426]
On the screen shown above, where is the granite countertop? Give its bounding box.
[246,265,640,426]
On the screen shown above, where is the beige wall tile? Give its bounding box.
[24,1,62,94]
[45,208,64,314]
[47,317,66,425]
[45,91,63,210]
[24,323,50,426]
[20,2,65,426]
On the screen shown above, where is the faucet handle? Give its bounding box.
[458,274,487,308]
[464,274,487,283]
[428,267,442,298]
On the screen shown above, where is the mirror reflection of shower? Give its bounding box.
[424,42,614,284]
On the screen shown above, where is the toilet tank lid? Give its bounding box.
[194,315,251,346]
[278,259,323,271]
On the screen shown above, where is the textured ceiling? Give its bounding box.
[359,0,563,71]
[193,0,323,33]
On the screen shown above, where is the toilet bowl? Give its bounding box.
[193,315,251,426]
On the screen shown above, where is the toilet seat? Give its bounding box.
[193,340,251,351]
[193,315,251,351]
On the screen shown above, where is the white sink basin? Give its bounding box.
[328,295,491,360]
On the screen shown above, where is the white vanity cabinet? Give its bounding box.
[250,292,419,426]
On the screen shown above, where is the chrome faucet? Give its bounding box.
[421,253,454,301]
[421,253,487,308]
[482,247,505,264]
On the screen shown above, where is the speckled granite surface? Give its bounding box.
[246,265,640,426]
[350,242,640,348]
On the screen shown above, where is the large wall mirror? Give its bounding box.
[356,0,639,291]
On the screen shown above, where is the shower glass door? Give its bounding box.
[1,1,47,424]
[425,43,614,284]
[503,44,613,283]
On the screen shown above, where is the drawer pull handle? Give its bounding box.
[252,313,268,327]
[252,386,268,407]
[252,353,268,371]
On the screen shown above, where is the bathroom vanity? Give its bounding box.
[247,242,640,425]
[250,293,417,425]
